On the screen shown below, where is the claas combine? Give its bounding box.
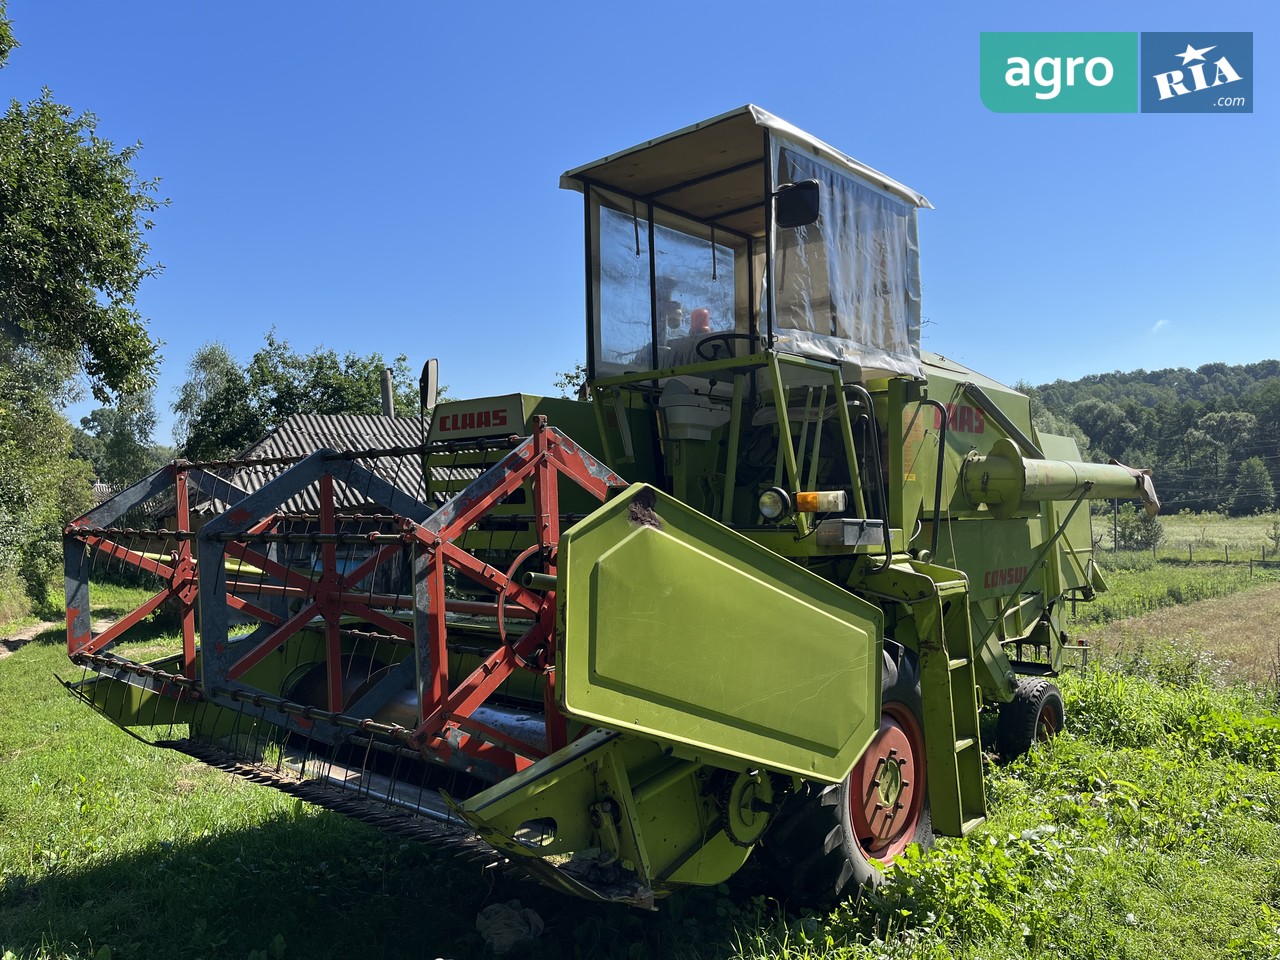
[62,106,1159,908]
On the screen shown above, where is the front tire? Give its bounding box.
[995,677,1065,762]
[762,648,933,906]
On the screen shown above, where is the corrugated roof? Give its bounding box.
[224,413,432,514]
[144,414,486,522]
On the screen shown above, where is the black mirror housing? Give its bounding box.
[774,179,821,229]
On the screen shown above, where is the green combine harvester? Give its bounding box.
[63,106,1158,908]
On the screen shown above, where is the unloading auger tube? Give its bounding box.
[962,437,1160,520]
[57,105,1162,910]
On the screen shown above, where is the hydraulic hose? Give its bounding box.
[849,384,892,573]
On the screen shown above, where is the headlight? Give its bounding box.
[758,487,792,521]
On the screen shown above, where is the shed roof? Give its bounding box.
[224,413,433,514]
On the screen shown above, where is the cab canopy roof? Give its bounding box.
[560,104,930,237]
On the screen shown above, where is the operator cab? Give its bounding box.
[560,105,930,384]
[558,107,933,550]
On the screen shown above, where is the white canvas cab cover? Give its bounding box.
[562,106,930,380]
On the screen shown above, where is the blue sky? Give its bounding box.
[3,1,1275,442]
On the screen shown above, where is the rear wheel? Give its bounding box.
[761,648,933,906]
[995,678,1064,762]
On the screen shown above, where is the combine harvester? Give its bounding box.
[63,107,1158,908]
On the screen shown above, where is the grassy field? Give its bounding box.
[1100,510,1280,562]
[1067,551,1280,628]
[3,573,1280,958]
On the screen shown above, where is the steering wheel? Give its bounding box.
[695,333,753,362]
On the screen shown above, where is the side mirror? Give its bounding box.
[774,179,820,229]
[419,357,439,413]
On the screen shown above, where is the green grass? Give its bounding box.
[0,573,44,638]
[4,580,1280,958]
[732,656,1280,960]
[1067,552,1280,627]
[1152,510,1280,562]
[1158,510,1280,550]
[1089,509,1280,561]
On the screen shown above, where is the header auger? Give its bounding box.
[63,106,1157,909]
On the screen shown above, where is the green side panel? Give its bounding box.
[456,731,752,901]
[918,351,1038,519]
[426,393,604,448]
[940,517,1041,604]
[558,483,883,783]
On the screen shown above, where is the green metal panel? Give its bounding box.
[453,730,754,903]
[558,483,883,783]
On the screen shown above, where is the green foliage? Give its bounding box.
[170,341,241,453]
[1068,398,1138,462]
[734,646,1280,960]
[0,9,162,620]
[71,391,172,485]
[1227,456,1276,516]
[0,3,15,67]
[1111,503,1163,550]
[0,91,164,402]
[175,332,421,459]
[0,341,92,614]
[554,361,589,399]
[1036,360,1280,515]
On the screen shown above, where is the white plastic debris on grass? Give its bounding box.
[476,899,545,954]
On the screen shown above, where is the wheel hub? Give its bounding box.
[722,770,775,847]
[849,704,925,860]
[877,751,905,807]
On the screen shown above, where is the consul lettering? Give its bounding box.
[983,566,1029,590]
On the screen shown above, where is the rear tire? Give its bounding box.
[761,648,933,907]
[995,678,1064,762]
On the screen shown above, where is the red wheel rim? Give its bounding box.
[849,702,926,862]
[1035,700,1061,741]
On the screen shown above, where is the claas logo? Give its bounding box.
[435,408,511,433]
[933,403,986,435]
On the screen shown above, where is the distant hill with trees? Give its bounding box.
[1025,360,1280,516]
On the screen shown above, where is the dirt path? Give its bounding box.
[0,620,62,660]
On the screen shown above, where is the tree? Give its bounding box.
[553,362,589,399]
[71,391,173,485]
[1069,398,1139,461]
[172,342,255,457]
[1226,457,1275,516]
[0,6,13,64]
[0,339,92,612]
[0,91,165,399]
[176,332,423,460]
[1112,503,1164,551]
[1178,426,1227,511]
[0,6,161,612]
